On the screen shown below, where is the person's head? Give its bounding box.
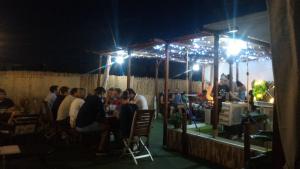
[0,88,7,101]
[49,85,58,94]
[126,88,136,99]
[95,87,106,97]
[107,88,114,97]
[78,88,87,99]
[236,81,243,87]
[70,88,79,97]
[220,74,229,85]
[121,91,130,104]
[59,86,69,96]
[114,88,122,98]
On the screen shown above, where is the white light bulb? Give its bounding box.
[225,38,246,56]
[116,56,124,64]
[192,64,200,71]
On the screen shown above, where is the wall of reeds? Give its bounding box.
[0,71,202,112]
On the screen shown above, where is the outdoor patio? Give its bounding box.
[1,119,222,169]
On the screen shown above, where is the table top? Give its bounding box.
[0,145,21,155]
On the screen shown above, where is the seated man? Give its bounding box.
[119,91,138,139]
[127,88,148,110]
[56,88,79,124]
[69,88,86,128]
[76,87,109,155]
[52,86,69,121]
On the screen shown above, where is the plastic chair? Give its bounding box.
[122,109,155,165]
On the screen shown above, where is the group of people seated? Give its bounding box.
[44,85,148,155]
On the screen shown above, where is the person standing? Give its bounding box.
[211,74,230,121]
[44,85,58,110]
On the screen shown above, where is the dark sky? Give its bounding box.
[0,0,266,78]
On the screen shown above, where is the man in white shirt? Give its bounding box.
[56,88,79,122]
[127,88,148,110]
[69,88,86,128]
[44,85,58,110]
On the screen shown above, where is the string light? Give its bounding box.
[106,36,271,63]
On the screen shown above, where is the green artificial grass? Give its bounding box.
[188,124,213,135]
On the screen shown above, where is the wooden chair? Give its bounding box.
[122,109,155,165]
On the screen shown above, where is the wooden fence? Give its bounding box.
[0,71,202,111]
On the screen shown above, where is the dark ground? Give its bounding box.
[2,119,224,169]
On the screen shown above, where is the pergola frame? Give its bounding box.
[97,30,271,146]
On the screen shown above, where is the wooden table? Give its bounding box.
[0,145,21,169]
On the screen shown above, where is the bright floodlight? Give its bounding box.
[225,38,246,56]
[116,50,126,55]
[116,56,124,64]
[192,64,200,71]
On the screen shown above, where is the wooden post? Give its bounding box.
[155,59,160,117]
[163,44,169,146]
[229,61,233,92]
[236,62,239,82]
[127,49,131,89]
[101,55,111,89]
[212,34,219,137]
[202,64,206,91]
[189,66,193,94]
[97,56,102,87]
[186,51,189,94]
[210,64,214,85]
[188,66,193,114]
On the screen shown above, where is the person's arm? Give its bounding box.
[229,91,242,101]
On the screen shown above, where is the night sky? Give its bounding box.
[0,0,266,78]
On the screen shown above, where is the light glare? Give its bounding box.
[116,56,124,64]
[225,39,246,56]
[192,64,200,71]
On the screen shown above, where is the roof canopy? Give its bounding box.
[100,31,271,64]
[204,11,270,43]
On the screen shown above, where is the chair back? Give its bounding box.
[129,110,155,139]
[13,114,40,135]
